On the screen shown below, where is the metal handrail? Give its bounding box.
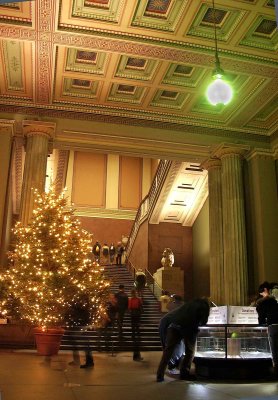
[125,159,172,258]
[145,268,163,300]
[127,260,163,300]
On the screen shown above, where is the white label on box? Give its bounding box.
[207,306,228,324]
[228,306,258,324]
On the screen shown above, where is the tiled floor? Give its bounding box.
[0,350,277,400]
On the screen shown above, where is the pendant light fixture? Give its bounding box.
[206,0,233,105]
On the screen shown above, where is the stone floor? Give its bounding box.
[0,350,277,400]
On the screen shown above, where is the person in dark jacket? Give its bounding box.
[156,297,210,382]
[256,282,278,377]
[116,242,124,265]
[92,241,101,263]
[109,243,116,265]
[166,294,185,372]
[66,294,94,369]
[99,293,118,353]
[135,269,146,297]
[102,243,109,264]
[115,284,128,338]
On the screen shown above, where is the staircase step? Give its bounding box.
[61,264,164,352]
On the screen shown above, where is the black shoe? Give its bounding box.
[156,376,164,382]
[80,363,94,369]
[180,374,196,381]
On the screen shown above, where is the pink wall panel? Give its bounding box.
[78,216,134,247]
[119,156,142,210]
[72,152,106,207]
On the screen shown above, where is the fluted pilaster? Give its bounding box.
[0,120,15,267]
[202,158,224,305]
[216,146,248,305]
[19,121,56,225]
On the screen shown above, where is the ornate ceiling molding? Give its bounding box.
[0,103,273,143]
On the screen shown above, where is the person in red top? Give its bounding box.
[128,289,143,361]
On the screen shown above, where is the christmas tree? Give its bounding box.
[1,187,110,329]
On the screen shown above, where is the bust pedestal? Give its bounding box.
[153,266,184,297]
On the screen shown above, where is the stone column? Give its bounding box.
[246,149,278,287]
[19,121,56,225]
[202,158,224,305]
[215,145,249,305]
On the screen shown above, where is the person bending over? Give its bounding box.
[156,297,210,382]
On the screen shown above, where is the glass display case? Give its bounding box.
[194,325,273,379]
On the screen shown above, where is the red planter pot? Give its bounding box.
[34,327,65,356]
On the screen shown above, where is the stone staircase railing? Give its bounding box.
[127,260,163,301]
[125,159,172,260]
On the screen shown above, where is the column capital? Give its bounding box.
[201,157,221,171]
[212,143,250,160]
[22,120,56,139]
[246,148,275,161]
[0,119,16,136]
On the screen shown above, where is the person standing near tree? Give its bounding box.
[109,243,116,265]
[115,284,128,339]
[99,293,118,353]
[92,241,101,263]
[102,243,109,265]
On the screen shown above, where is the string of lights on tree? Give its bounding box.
[0,186,110,329]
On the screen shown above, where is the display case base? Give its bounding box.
[194,357,273,380]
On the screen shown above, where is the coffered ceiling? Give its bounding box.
[0,0,277,147]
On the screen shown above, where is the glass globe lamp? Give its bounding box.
[206,74,233,106]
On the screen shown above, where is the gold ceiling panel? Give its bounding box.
[62,78,100,99]
[115,55,159,81]
[187,3,245,42]
[107,83,147,105]
[72,0,124,22]
[65,48,109,75]
[131,0,187,32]
[0,0,277,139]
[240,14,278,50]
[162,63,205,88]
[0,39,33,100]
[0,1,32,25]
[150,89,189,110]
